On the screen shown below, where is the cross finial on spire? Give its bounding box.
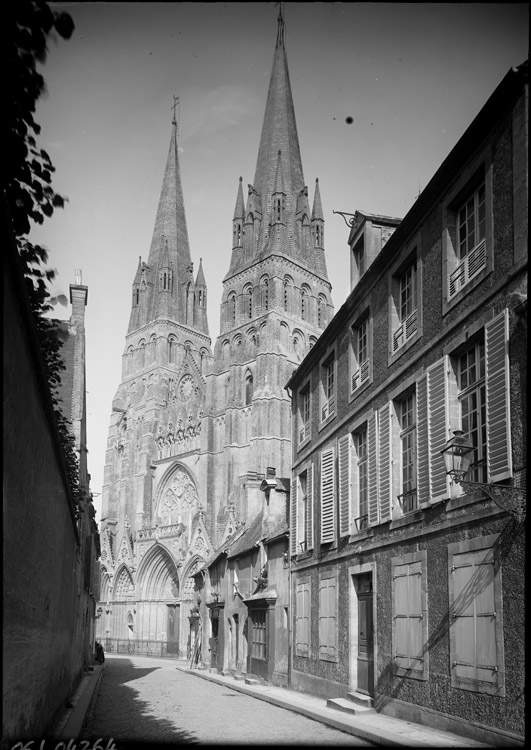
[171,95,180,126]
[275,1,284,46]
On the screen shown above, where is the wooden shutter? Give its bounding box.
[306,465,314,550]
[416,374,430,507]
[320,447,336,544]
[427,357,450,502]
[394,561,424,671]
[290,473,298,556]
[378,403,392,522]
[485,309,512,482]
[338,434,352,537]
[295,581,310,656]
[450,548,497,684]
[368,413,379,526]
[319,576,337,659]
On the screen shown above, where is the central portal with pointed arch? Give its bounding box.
[136,543,181,650]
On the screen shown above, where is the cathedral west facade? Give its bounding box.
[96,11,333,656]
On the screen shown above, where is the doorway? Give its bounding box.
[356,573,374,696]
[353,571,374,697]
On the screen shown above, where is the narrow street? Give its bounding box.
[82,655,375,746]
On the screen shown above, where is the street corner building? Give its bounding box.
[95,9,332,670]
[286,62,527,745]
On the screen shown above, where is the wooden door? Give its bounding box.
[357,573,374,696]
[210,610,219,669]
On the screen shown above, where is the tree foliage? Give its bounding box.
[3,2,81,516]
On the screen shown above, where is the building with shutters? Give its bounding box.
[96,8,332,667]
[286,61,527,746]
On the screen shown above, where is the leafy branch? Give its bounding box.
[3,2,81,516]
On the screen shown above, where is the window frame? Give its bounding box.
[298,380,311,448]
[442,160,493,314]
[391,386,419,518]
[388,241,422,364]
[350,310,372,397]
[319,348,336,427]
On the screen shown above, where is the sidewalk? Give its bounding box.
[175,661,494,748]
[50,665,104,741]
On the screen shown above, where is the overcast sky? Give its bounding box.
[30,2,529,521]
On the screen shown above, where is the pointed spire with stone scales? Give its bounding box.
[128,109,198,333]
[223,6,329,280]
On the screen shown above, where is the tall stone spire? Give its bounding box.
[128,112,193,332]
[245,8,312,266]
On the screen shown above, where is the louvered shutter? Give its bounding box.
[290,473,298,556]
[368,414,379,526]
[296,581,310,656]
[451,548,497,683]
[378,403,392,522]
[306,465,314,550]
[394,561,424,671]
[394,564,410,669]
[320,447,336,544]
[416,374,430,507]
[485,309,512,482]
[408,562,424,671]
[338,434,352,537]
[427,357,450,502]
[319,576,337,659]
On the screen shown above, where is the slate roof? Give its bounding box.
[226,511,264,560]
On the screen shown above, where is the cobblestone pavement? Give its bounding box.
[82,656,375,746]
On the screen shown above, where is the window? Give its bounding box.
[246,286,253,318]
[396,392,418,514]
[295,579,310,656]
[353,235,365,278]
[290,466,313,555]
[244,371,254,405]
[298,384,311,445]
[448,182,486,299]
[392,552,428,680]
[250,609,267,660]
[351,316,370,392]
[262,277,269,310]
[416,310,512,507]
[443,168,491,309]
[456,339,487,482]
[301,285,310,321]
[354,429,369,530]
[320,447,336,544]
[320,354,335,422]
[138,340,146,368]
[391,260,419,354]
[319,574,338,661]
[283,276,293,312]
[228,292,237,325]
[317,295,326,328]
[448,536,504,694]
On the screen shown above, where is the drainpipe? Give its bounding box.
[287,541,292,690]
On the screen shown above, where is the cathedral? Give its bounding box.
[96,10,332,655]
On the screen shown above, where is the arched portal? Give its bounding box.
[107,564,136,640]
[136,543,181,649]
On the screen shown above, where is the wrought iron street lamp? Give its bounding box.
[441,430,526,522]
